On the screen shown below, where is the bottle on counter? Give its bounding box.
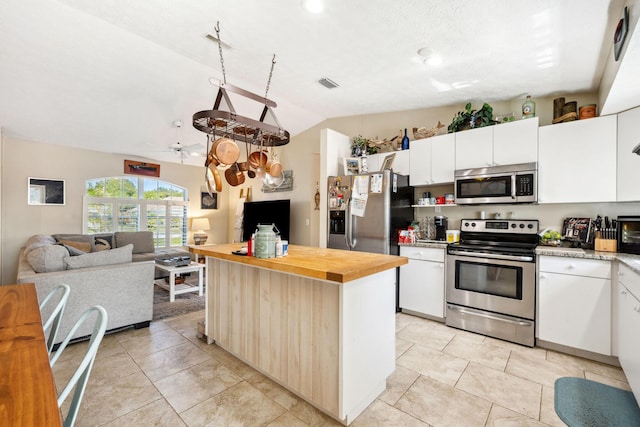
[522,95,536,119]
[402,128,410,150]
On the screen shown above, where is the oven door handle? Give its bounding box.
[448,249,534,262]
[447,305,533,326]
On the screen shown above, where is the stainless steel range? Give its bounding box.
[446,219,539,347]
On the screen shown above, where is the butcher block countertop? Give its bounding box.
[189,243,408,283]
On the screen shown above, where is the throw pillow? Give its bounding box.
[26,245,68,272]
[24,235,56,257]
[57,243,86,256]
[58,239,92,253]
[94,237,112,252]
[64,244,133,269]
[114,231,154,254]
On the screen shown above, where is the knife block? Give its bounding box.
[594,238,617,252]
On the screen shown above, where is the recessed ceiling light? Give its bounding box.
[303,0,324,13]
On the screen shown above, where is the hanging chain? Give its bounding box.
[264,54,276,101]
[215,21,226,86]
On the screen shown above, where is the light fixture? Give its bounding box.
[318,77,339,89]
[191,218,211,245]
[633,142,640,155]
[417,47,442,66]
[303,0,324,13]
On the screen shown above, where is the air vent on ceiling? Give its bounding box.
[205,33,232,50]
[318,77,339,89]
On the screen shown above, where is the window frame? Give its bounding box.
[83,177,188,249]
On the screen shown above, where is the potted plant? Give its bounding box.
[351,135,368,156]
[448,102,496,133]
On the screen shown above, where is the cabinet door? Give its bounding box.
[365,153,382,172]
[538,271,611,355]
[409,138,432,186]
[430,133,456,184]
[393,150,411,176]
[493,118,538,165]
[538,115,617,203]
[617,283,640,403]
[617,106,640,201]
[455,126,493,170]
[399,259,445,318]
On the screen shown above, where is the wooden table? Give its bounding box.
[0,283,62,426]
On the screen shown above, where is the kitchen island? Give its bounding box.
[189,243,407,425]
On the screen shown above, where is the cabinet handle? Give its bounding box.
[635,305,640,313]
[568,264,576,269]
[539,273,546,279]
[621,290,628,296]
[439,264,444,269]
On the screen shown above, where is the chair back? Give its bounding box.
[51,305,108,427]
[39,284,70,357]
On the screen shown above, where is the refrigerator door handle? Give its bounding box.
[345,198,356,250]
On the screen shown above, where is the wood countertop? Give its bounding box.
[189,244,408,283]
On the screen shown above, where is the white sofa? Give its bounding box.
[16,233,158,342]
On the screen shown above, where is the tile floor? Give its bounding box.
[52,311,631,426]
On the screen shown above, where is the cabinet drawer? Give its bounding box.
[400,246,445,262]
[619,264,640,299]
[539,256,611,279]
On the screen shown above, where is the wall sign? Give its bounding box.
[124,160,160,177]
[614,6,629,62]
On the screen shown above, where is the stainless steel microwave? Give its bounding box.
[618,216,640,254]
[454,162,537,205]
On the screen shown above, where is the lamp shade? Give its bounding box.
[191,218,211,232]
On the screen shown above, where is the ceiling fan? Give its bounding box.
[166,120,204,163]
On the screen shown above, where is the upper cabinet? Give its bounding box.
[538,115,617,203]
[367,150,410,176]
[409,133,455,186]
[455,118,539,170]
[617,106,640,201]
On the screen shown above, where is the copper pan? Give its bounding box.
[224,163,245,186]
[211,137,240,166]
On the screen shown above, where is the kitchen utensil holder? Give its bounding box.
[594,238,617,252]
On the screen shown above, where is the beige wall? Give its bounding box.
[1,136,230,284]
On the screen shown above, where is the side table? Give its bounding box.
[154,262,204,302]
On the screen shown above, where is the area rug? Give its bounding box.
[555,377,640,427]
[152,278,205,321]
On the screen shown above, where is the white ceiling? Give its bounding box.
[0,0,634,166]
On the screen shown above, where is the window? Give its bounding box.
[84,177,188,249]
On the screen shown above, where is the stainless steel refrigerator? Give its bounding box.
[327,170,413,257]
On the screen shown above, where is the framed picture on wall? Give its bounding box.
[201,192,217,209]
[28,177,65,205]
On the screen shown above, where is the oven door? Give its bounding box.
[446,252,535,320]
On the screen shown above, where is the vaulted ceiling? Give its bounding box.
[0,0,635,166]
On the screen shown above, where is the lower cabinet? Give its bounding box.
[537,256,611,355]
[399,246,445,319]
[616,265,640,403]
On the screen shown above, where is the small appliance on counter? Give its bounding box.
[435,216,448,241]
[617,216,640,254]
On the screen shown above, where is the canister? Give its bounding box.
[446,230,460,243]
[255,223,276,258]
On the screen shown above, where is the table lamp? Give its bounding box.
[191,218,211,245]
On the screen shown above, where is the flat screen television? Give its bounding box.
[241,199,290,242]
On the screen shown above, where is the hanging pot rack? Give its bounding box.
[192,83,290,146]
[192,22,290,147]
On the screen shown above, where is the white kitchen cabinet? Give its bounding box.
[454,118,538,170]
[492,118,538,165]
[537,256,611,355]
[538,115,617,203]
[399,246,445,319]
[409,133,455,186]
[617,106,640,201]
[454,126,493,170]
[367,150,410,176]
[616,264,640,403]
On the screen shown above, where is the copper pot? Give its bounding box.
[224,163,245,186]
[265,159,282,177]
[205,165,221,194]
[248,150,268,169]
[211,137,240,166]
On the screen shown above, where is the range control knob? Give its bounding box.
[471,222,476,227]
[520,224,525,228]
[464,222,469,227]
[511,224,517,228]
[528,224,534,229]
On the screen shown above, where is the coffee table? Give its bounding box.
[154,262,204,302]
